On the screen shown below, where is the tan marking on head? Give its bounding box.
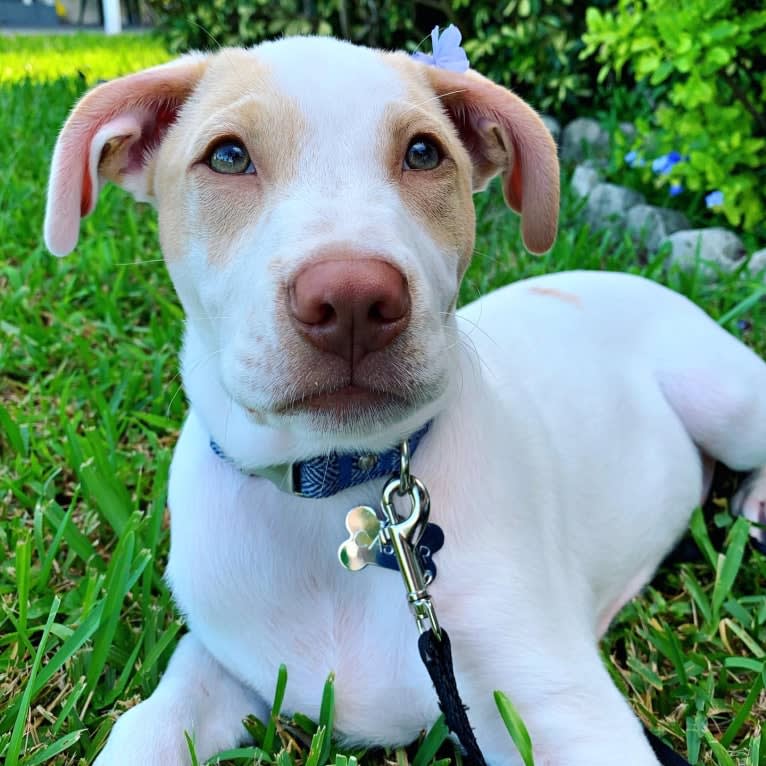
[528,286,582,307]
[154,49,307,265]
[378,52,476,280]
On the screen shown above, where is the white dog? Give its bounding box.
[45,36,766,766]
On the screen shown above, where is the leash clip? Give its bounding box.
[380,473,441,638]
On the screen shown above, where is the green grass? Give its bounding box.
[1,32,765,766]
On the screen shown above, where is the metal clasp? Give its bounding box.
[379,447,441,638]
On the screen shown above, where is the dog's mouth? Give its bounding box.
[271,384,405,418]
[250,375,445,432]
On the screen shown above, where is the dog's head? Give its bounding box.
[45,37,558,458]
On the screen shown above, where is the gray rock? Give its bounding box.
[585,183,646,229]
[626,205,691,252]
[571,164,601,199]
[561,118,611,164]
[618,122,637,141]
[662,228,747,277]
[748,248,766,279]
[540,115,561,144]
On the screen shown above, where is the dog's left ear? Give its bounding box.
[425,67,559,254]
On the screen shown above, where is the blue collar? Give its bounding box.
[210,422,431,499]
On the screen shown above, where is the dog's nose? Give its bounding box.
[289,258,410,364]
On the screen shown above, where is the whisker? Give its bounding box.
[115,258,165,266]
[166,347,224,415]
[399,88,469,116]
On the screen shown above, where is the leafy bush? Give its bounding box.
[582,0,766,232]
[146,0,603,114]
[145,0,420,54]
[455,0,610,113]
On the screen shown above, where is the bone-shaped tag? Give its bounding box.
[338,505,383,571]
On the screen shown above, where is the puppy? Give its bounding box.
[45,36,766,766]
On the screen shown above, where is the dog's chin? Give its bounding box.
[271,386,413,433]
[249,379,446,436]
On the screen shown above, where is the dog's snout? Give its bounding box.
[289,258,410,364]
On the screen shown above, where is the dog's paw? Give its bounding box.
[732,466,766,554]
[93,701,194,766]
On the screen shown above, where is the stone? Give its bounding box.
[585,183,645,229]
[561,117,611,164]
[540,115,561,144]
[748,248,766,280]
[625,205,691,252]
[571,164,601,199]
[619,122,637,143]
[662,228,747,278]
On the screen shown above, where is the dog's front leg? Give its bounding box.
[94,633,263,766]
[465,649,663,766]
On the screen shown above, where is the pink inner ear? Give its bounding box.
[45,111,145,257]
[44,56,207,257]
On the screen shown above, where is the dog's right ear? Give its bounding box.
[44,55,208,257]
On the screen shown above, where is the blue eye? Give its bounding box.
[404,137,441,170]
[208,140,255,174]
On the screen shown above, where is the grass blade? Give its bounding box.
[412,715,449,766]
[712,518,750,621]
[14,532,32,644]
[494,690,535,766]
[263,664,288,755]
[318,672,335,764]
[6,596,60,766]
[86,529,135,690]
[305,727,327,766]
[24,729,85,766]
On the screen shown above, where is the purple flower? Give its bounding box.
[669,182,684,196]
[705,190,724,208]
[652,151,683,175]
[411,25,470,72]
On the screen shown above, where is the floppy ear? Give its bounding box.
[425,67,559,254]
[44,54,208,257]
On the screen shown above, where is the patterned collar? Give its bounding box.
[209,422,431,499]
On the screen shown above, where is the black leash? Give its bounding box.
[418,628,488,766]
[644,727,692,766]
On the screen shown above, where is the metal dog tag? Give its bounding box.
[338,505,383,571]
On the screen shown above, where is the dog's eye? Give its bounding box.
[208,140,255,175]
[404,137,441,171]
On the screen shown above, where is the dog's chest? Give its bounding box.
[167,463,442,744]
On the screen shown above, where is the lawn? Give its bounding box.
[0,32,765,766]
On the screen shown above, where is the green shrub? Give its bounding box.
[455,0,610,113]
[144,0,421,53]
[146,0,603,114]
[582,0,766,233]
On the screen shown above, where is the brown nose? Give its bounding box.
[289,258,410,364]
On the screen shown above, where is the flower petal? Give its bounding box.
[705,190,724,207]
[411,51,436,66]
[412,24,470,72]
[435,24,463,53]
[430,25,440,53]
[434,47,470,72]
